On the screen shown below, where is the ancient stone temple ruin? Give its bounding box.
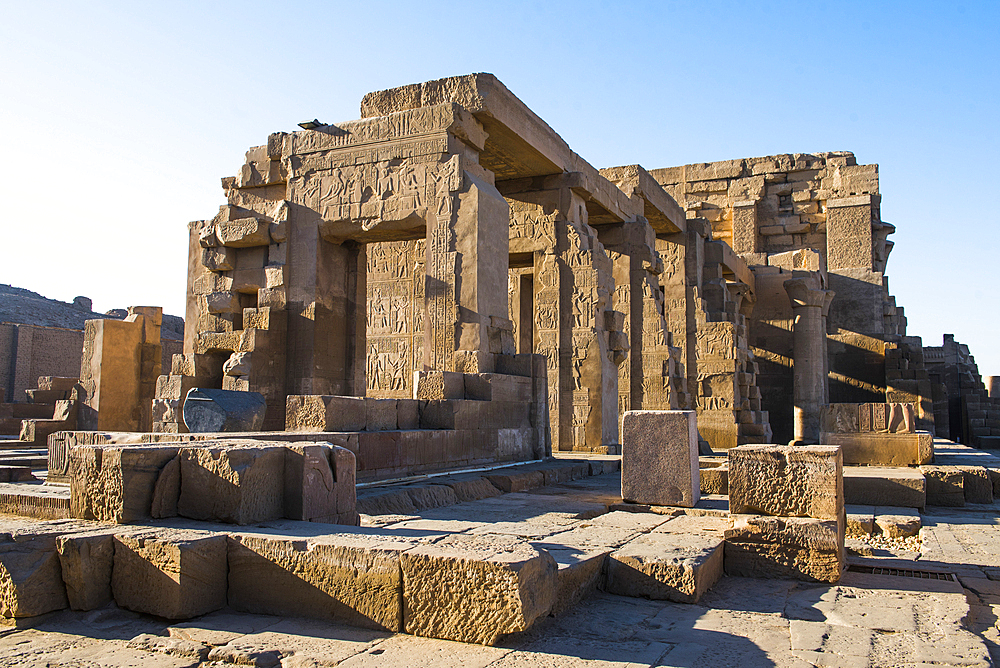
[2,74,999,660]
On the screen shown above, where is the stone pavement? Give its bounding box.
[1,469,998,667]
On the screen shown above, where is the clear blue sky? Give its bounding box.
[2,1,997,375]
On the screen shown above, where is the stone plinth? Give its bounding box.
[820,431,933,466]
[725,515,843,583]
[621,410,699,507]
[182,388,267,432]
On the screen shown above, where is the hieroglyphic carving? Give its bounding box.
[367,240,423,397]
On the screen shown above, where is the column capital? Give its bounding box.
[784,277,834,310]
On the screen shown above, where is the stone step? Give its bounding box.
[0,454,48,468]
[0,483,70,519]
[0,516,560,646]
[844,466,925,509]
[604,514,726,603]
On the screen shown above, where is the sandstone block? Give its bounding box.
[820,431,932,466]
[283,443,358,525]
[216,217,270,247]
[0,528,68,618]
[227,524,415,631]
[921,465,965,507]
[365,398,397,431]
[621,410,699,507]
[396,399,419,430]
[724,515,844,583]
[113,529,228,619]
[957,466,993,504]
[873,506,921,538]
[286,395,366,432]
[178,443,285,524]
[605,531,724,604]
[56,530,118,610]
[70,445,180,522]
[844,505,875,536]
[728,445,842,520]
[844,466,925,508]
[182,388,266,433]
[401,533,557,645]
[414,370,465,400]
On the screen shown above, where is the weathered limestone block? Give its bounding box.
[227,524,415,631]
[920,465,965,507]
[182,388,267,433]
[621,410,699,507]
[70,445,180,523]
[178,443,285,524]
[819,431,932,466]
[728,445,842,520]
[0,528,68,618]
[605,530,724,603]
[283,443,358,525]
[699,461,728,495]
[113,529,228,619]
[724,515,844,583]
[401,533,557,645]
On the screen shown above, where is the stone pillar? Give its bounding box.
[988,376,999,399]
[784,277,834,445]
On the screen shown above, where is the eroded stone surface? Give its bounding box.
[728,445,843,520]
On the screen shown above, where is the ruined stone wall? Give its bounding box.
[925,334,1000,447]
[650,152,913,442]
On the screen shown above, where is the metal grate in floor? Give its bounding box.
[848,565,955,581]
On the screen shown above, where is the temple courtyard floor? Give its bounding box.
[1,449,998,667]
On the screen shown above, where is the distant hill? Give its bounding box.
[0,284,184,340]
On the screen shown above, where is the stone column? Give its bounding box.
[784,277,834,445]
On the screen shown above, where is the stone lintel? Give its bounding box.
[704,241,755,295]
[599,164,687,234]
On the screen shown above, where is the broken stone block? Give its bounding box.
[724,515,844,583]
[0,527,68,618]
[150,455,180,519]
[844,505,875,536]
[414,370,465,400]
[605,530,724,604]
[227,524,415,631]
[112,529,228,620]
[957,466,993,504]
[216,217,270,247]
[621,410,699,508]
[182,388,267,433]
[873,506,921,538]
[401,533,557,645]
[55,529,119,610]
[728,445,842,520]
[920,465,965,507]
[177,443,285,524]
[70,445,180,523]
[283,443,358,525]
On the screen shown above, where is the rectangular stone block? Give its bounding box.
[1,527,68,619]
[227,524,414,631]
[178,442,285,524]
[401,533,557,645]
[70,445,180,523]
[845,505,875,536]
[365,399,397,431]
[728,445,842,520]
[921,465,965,507]
[283,443,358,525]
[605,530,724,604]
[724,515,844,583]
[113,528,227,620]
[396,399,419,430]
[844,467,925,508]
[56,529,121,610]
[820,431,932,466]
[285,395,366,432]
[621,410,699,508]
[957,466,993,504]
[414,370,464,400]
